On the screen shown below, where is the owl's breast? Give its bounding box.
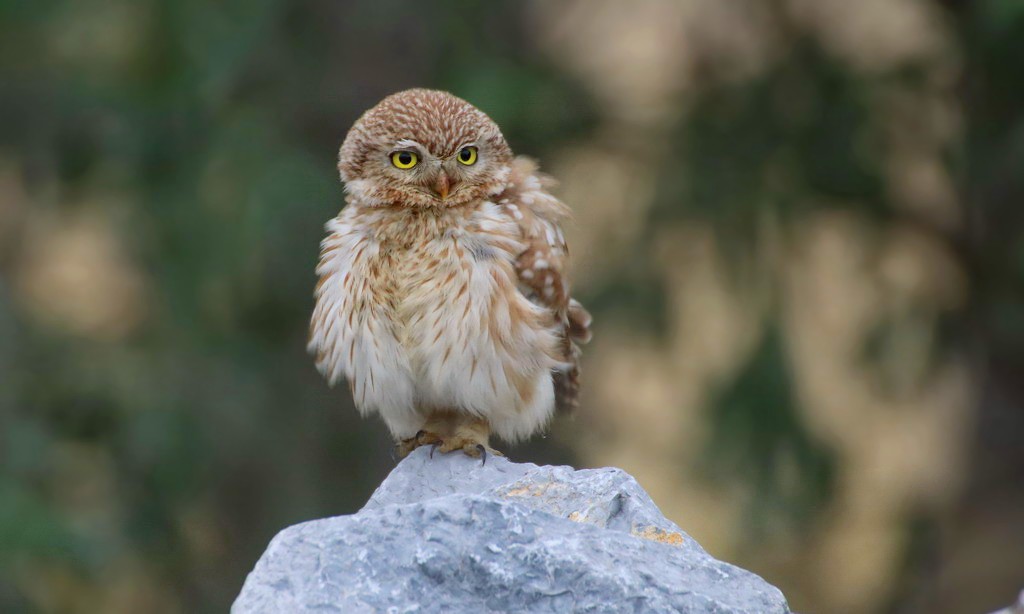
[385,217,514,352]
[310,202,562,438]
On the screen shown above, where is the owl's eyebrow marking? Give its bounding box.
[393,139,426,152]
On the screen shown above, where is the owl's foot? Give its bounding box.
[395,429,443,459]
[399,412,503,463]
[435,418,504,464]
[436,437,505,464]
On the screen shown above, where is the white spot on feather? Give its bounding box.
[544,225,557,246]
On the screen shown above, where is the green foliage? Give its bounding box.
[701,326,834,533]
[651,39,892,251]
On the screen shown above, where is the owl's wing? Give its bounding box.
[498,157,592,413]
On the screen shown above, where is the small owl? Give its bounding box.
[308,89,591,459]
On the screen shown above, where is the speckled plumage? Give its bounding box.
[308,89,590,451]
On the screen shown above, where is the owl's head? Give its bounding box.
[338,89,513,209]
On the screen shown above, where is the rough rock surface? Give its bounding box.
[233,448,789,613]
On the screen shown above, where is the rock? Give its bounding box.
[233,448,790,613]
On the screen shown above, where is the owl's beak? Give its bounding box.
[432,171,451,200]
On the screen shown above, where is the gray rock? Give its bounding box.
[233,447,789,613]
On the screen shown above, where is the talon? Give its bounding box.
[430,443,439,459]
[477,444,487,465]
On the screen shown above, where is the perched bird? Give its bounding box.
[308,89,591,459]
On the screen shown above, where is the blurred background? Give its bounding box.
[1,0,1022,612]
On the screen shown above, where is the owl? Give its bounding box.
[308,89,591,460]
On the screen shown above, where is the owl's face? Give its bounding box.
[338,89,513,209]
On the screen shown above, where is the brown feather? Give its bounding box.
[497,157,592,413]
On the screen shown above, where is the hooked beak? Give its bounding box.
[432,171,451,200]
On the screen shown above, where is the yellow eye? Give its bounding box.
[457,146,478,166]
[391,151,418,169]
